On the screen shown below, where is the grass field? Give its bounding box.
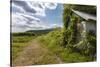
[12,32,61,66]
[12,34,35,60]
[11,31,96,66]
[36,30,95,63]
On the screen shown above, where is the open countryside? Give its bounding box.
[11,1,96,66]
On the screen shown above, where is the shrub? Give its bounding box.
[73,32,96,56]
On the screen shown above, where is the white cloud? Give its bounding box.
[45,3,57,10]
[12,1,57,16]
[12,13,40,30]
[12,3,25,13]
[27,1,46,16]
[11,1,58,32]
[12,13,51,32]
[16,13,40,22]
[12,13,28,27]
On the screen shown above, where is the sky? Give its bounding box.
[11,0,63,32]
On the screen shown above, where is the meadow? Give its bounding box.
[11,4,96,66]
[36,29,96,63]
[12,28,96,66]
[12,32,36,60]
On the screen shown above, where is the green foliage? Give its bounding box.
[12,36,35,43]
[73,32,96,56]
[36,29,95,63]
[37,29,63,47]
[26,28,55,35]
[12,32,35,36]
[69,16,79,44]
[62,4,96,58]
[62,15,79,47]
[35,4,96,63]
[59,49,93,63]
[36,4,97,63]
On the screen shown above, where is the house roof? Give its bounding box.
[71,9,96,21]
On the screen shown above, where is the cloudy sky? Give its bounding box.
[11,0,63,32]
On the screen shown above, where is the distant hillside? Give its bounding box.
[26,27,61,35]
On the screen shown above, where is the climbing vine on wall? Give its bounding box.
[62,4,96,57]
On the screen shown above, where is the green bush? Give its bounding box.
[73,32,96,56]
[36,29,96,63]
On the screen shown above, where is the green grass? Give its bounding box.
[36,30,96,63]
[12,30,96,64]
[12,34,35,60]
[12,43,28,59]
[12,32,61,65]
[58,48,94,63]
[12,36,36,43]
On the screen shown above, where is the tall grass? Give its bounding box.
[12,32,35,59]
[36,29,96,63]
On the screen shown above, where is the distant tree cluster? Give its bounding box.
[12,32,35,36]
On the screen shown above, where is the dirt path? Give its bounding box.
[12,40,63,66]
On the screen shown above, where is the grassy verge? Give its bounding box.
[12,35,35,60]
[11,30,96,65]
[36,30,95,63]
[12,33,61,65]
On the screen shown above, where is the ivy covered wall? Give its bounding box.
[62,4,96,57]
